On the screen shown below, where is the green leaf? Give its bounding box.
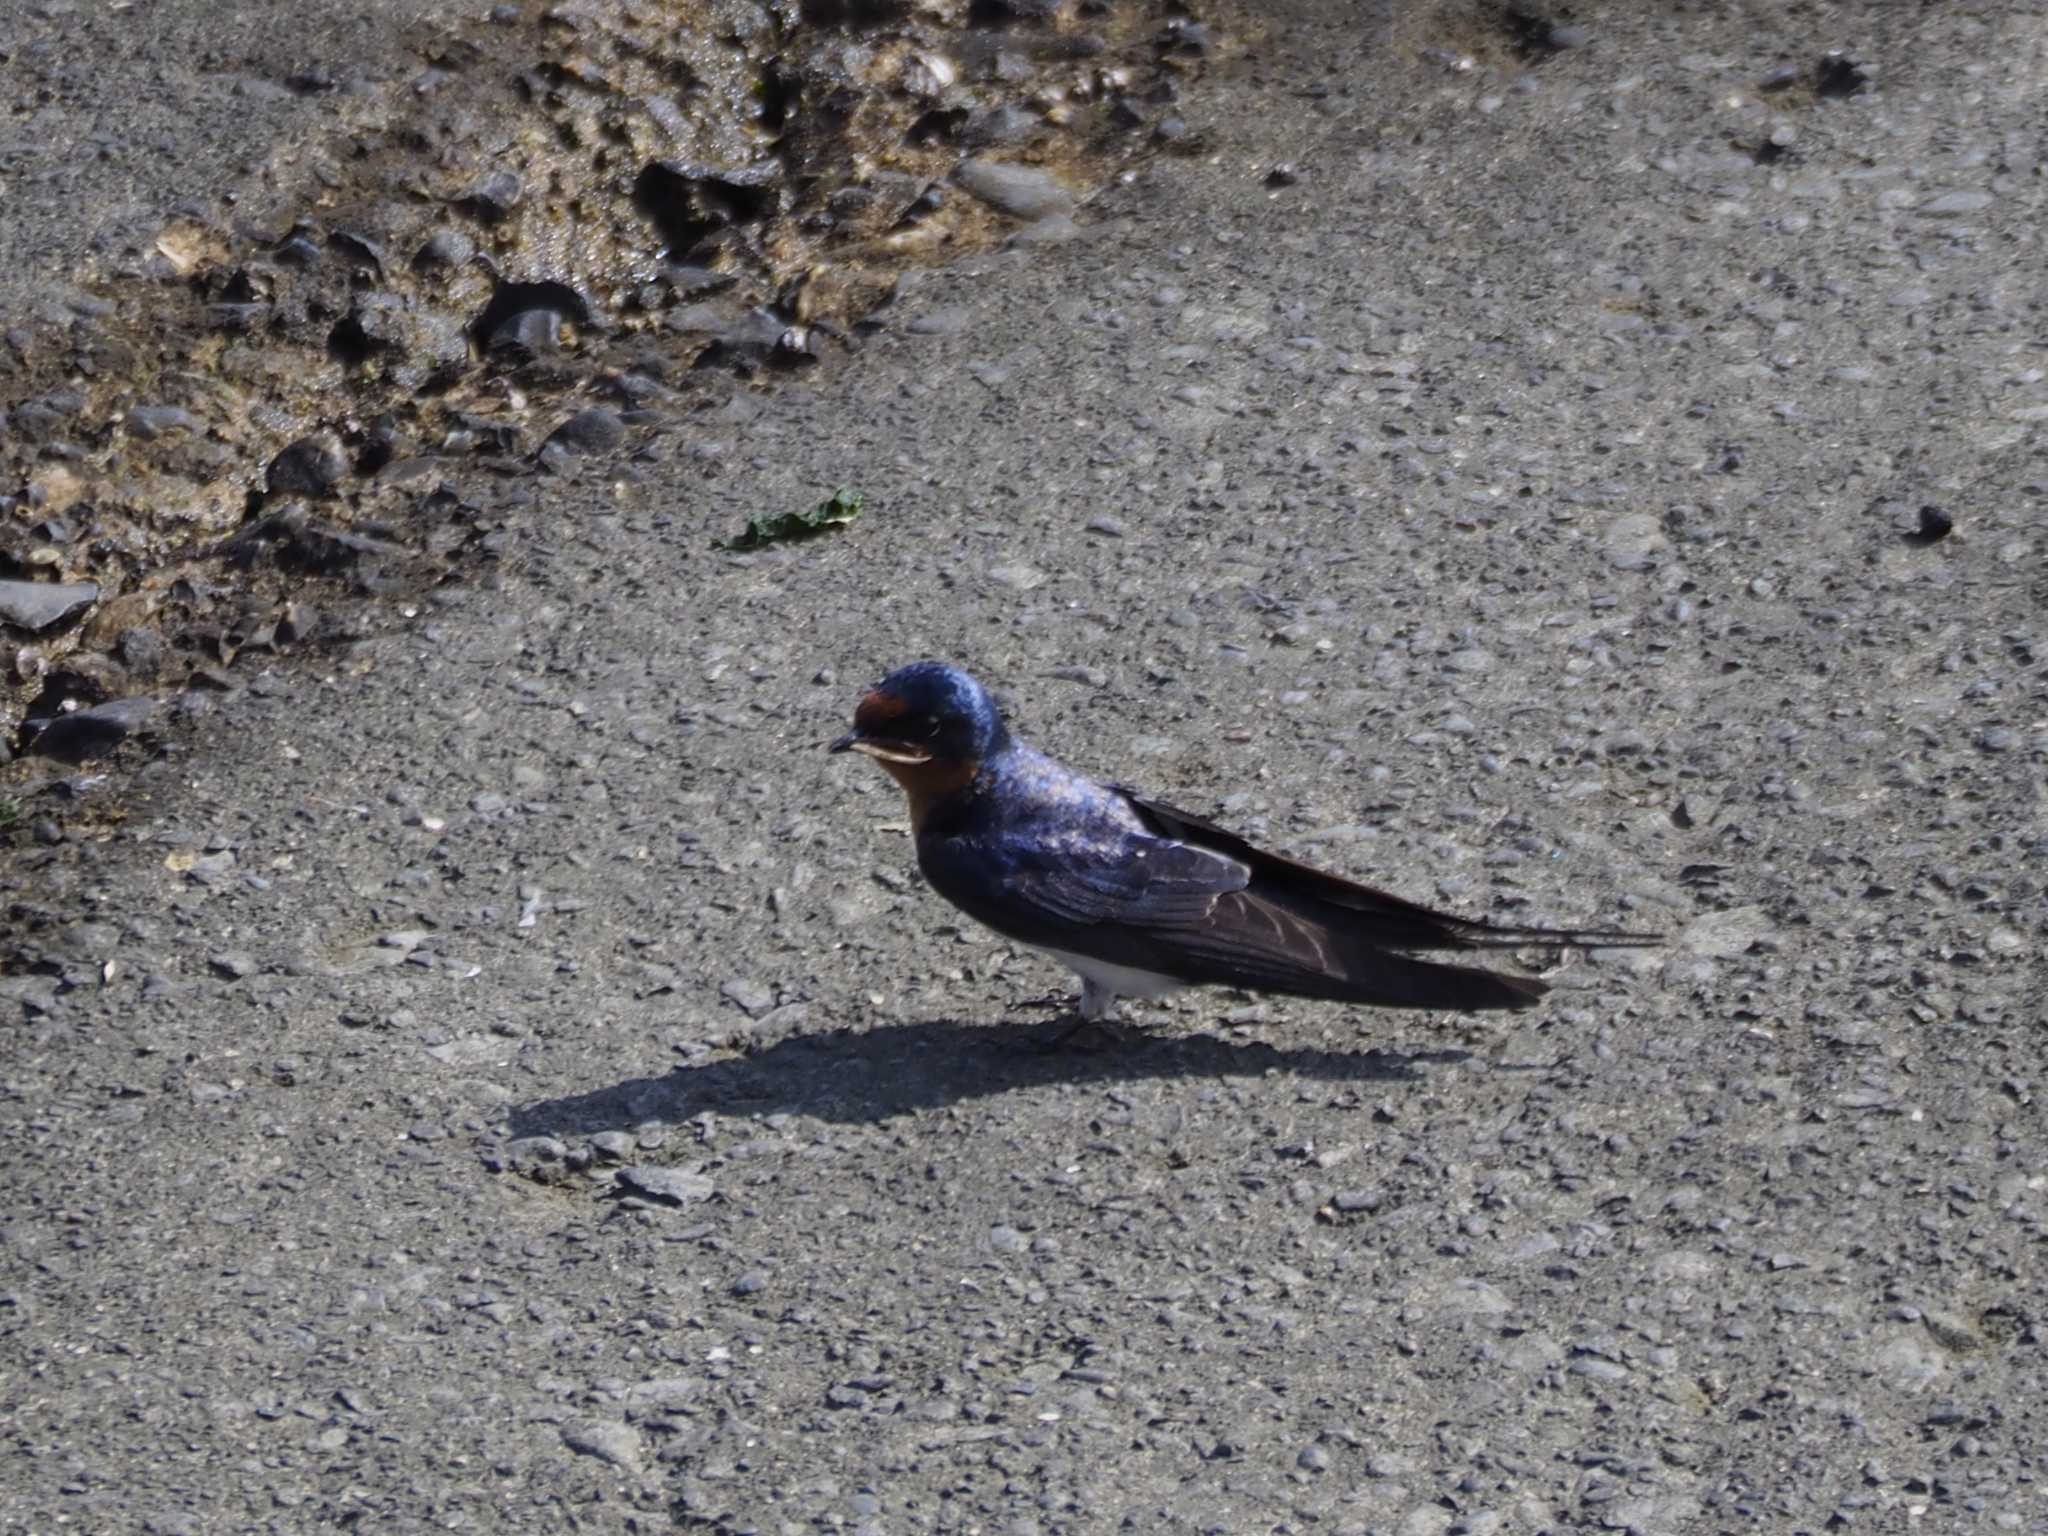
[719,488,864,551]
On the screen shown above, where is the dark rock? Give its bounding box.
[8,390,86,441]
[615,1165,715,1205]
[1906,505,1953,544]
[961,104,1041,148]
[411,229,475,269]
[215,508,405,574]
[658,263,738,298]
[266,433,348,498]
[633,160,782,258]
[0,579,98,633]
[206,303,270,332]
[472,281,593,357]
[273,231,322,267]
[327,230,387,275]
[1814,52,1870,98]
[546,408,625,456]
[971,0,1065,20]
[459,168,525,219]
[117,627,165,677]
[23,697,154,763]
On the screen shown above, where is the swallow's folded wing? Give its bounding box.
[1118,790,1659,952]
[923,823,1263,954]
[1018,837,1252,926]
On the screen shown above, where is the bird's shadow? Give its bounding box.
[509,1016,1495,1137]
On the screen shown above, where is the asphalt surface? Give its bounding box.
[0,0,454,305]
[5,2,2046,1534]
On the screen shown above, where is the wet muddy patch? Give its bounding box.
[0,0,1228,768]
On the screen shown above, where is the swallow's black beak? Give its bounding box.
[828,731,858,754]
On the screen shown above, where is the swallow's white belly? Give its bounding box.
[1041,947,1185,1019]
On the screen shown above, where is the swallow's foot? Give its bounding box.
[1033,1014,1142,1053]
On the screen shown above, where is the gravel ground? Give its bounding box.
[4,2,2045,1533]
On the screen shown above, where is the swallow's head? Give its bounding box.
[829,660,1007,773]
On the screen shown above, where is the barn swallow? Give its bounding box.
[830,661,1657,1024]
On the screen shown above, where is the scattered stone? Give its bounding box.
[906,306,970,335]
[1046,665,1108,688]
[614,1165,714,1206]
[987,563,1045,590]
[1681,905,1772,957]
[0,579,98,633]
[952,157,1075,222]
[502,1136,569,1173]
[209,952,258,980]
[560,1418,644,1475]
[1919,190,1993,217]
[720,977,775,1016]
[1604,511,1667,569]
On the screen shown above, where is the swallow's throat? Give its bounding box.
[878,754,981,831]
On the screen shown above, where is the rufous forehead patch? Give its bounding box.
[854,689,909,729]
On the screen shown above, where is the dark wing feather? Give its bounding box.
[1119,790,1660,951]
[1020,838,1253,927]
[919,818,1563,1011]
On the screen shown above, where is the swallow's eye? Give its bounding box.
[921,717,943,739]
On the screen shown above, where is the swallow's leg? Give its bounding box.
[1080,978,1116,1023]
